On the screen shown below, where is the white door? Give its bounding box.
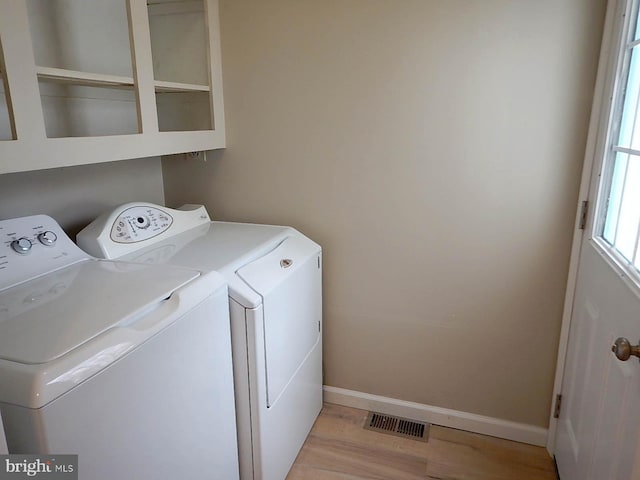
[555,0,640,478]
[554,245,640,479]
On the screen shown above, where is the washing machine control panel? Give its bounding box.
[110,206,174,244]
[0,215,89,292]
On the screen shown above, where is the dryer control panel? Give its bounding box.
[109,205,174,243]
[0,215,88,292]
[77,202,211,259]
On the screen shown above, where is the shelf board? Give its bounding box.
[148,1,204,16]
[36,66,135,89]
[36,67,209,94]
[154,80,210,93]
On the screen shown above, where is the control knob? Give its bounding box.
[38,231,57,246]
[11,237,32,254]
[134,215,151,229]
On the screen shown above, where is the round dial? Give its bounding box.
[11,237,33,254]
[38,231,58,246]
[134,216,151,229]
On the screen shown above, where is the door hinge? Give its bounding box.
[553,394,562,419]
[579,200,589,230]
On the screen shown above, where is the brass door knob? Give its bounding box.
[611,337,640,363]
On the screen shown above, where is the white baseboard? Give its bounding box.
[323,386,548,447]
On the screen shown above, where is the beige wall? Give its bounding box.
[163,0,606,427]
[0,158,164,235]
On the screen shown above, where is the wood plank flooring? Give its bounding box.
[287,403,557,480]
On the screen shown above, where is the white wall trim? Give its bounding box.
[324,386,548,447]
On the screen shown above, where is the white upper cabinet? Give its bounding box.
[0,0,225,174]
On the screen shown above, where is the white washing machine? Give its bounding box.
[77,203,323,480]
[0,214,239,479]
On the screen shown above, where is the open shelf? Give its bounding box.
[38,81,140,138]
[156,90,212,131]
[0,0,225,173]
[147,0,213,132]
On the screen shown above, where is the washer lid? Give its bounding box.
[0,259,200,365]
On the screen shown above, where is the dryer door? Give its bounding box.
[237,235,321,407]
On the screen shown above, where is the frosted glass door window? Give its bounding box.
[26,0,139,137]
[148,0,213,132]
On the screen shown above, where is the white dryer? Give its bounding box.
[77,203,323,480]
[0,214,239,479]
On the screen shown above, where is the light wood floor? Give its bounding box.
[287,403,557,480]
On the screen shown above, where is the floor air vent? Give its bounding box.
[363,412,430,442]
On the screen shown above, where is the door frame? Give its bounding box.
[547,0,629,454]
